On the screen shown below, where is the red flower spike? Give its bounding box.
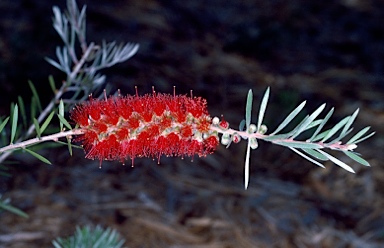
[70,92,219,165]
[180,125,193,138]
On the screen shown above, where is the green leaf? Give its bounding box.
[244,140,251,189]
[55,140,82,149]
[288,114,309,135]
[304,119,323,131]
[346,126,371,144]
[48,75,57,94]
[17,96,27,128]
[321,116,349,142]
[340,109,359,138]
[270,101,306,135]
[245,90,253,129]
[10,102,15,118]
[311,129,329,142]
[0,117,10,134]
[333,128,353,144]
[28,81,42,112]
[262,133,292,141]
[302,148,329,161]
[59,99,65,131]
[239,119,246,131]
[53,225,125,248]
[289,148,325,168]
[353,131,375,145]
[273,141,322,149]
[40,111,55,134]
[343,151,370,167]
[45,57,64,72]
[257,87,269,132]
[290,103,326,139]
[317,149,355,173]
[31,96,37,120]
[0,201,29,218]
[57,114,72,130]
[23,148,52,165]
[309,108,334,141]
[33,118,41,139]
[10,104,18,144]
[67,137,73,156]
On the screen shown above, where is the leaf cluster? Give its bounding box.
[46,0,139,103]
[0,0,137,216]
[52,226,125,248]
[238,88,374,189]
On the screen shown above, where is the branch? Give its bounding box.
[0,129,84,154]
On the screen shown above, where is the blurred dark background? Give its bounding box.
[0,0,383,247]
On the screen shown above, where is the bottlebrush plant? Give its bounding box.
[0,0,375,224]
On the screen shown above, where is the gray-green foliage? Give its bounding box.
[233,88,374,189]
[0,0,138,216]
[46,0,139,102]
[52,226,125,248]
[0,0,138,162]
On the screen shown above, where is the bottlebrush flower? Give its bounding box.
[70,91,219,165]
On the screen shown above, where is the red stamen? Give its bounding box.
[70,91,219,165]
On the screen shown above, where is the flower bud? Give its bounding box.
[212,116,220,125]
[259,124,268,134]
[249,137,258,149]
[248,124,257,133]
[232,133,241,143]
[221,133,231,145]
[219,120,229,130]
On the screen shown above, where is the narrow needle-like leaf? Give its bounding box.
[257,87,269,132]
[340,109,359,138]
[309,108,334,141]
[245,90,253,129]
[290,148,325,168]
[67,137,73,156]
[40,111,55,134]
[273,141,322,149]
[321,117,349,142]
[317,150,355,173]
[0,201,28,218]
[31,96,37,120]
[290,103,326,139]
[244,141,251,189]
[262,133,292,141]
[0,117,10,134]
[352,132,375,145]
[305,119,323,131]
[270,101,306,135]
[48,75,57,94]
[33,118,41,139]
[239,119,246,132]
[28,81,42,112]
[23,148,52,165]
[302,148,329,161]
[57,114,72,130]
[59,99,65,131]
[17,96,27,128]
[346,126,371,144]
[343,151,370,167]
[10,104,18,144]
